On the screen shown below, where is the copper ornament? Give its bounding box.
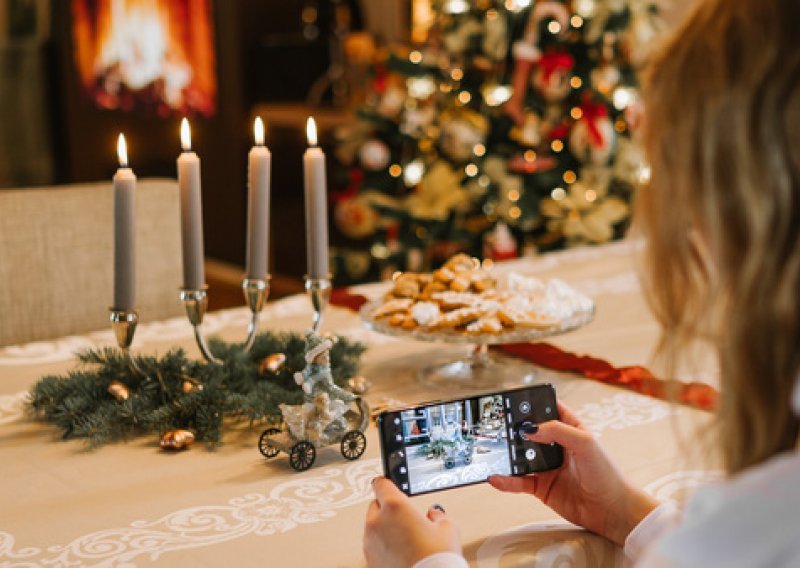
[181,379,203,394]
[107,380,130,401]
[160,429,196,450]
[259,353,287,375]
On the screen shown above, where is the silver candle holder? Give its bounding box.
[179,275,271,364]
[305,274,332,332]
[109,308,150,378]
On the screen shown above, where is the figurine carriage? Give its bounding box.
[443,438,474,470]
[258,395,369,471]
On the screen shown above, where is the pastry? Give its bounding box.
[374,298,414,318]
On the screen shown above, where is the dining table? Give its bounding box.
[0,240,719,567]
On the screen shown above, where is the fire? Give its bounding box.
[72,0,217,117]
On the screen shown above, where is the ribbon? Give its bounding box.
[329,290,719,412]
[538,50,575,82]
[578,96,610,148]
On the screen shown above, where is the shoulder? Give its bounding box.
[643,452,800,567]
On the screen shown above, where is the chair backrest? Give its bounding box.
[0,178,184,346]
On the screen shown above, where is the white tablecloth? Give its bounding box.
[0,241,718,567]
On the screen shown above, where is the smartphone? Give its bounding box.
[377,384,563,496]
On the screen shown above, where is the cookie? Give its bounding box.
[465,316,504,334]
[392,274,421,298]
[431,291,480,309]
[432,306,482,329]
[433,266,455,283]
[411,301,441,327]
[374,298,413,318]
[449,275,471,292]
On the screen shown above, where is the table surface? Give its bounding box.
[0,241,719,568]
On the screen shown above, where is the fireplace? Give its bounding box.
[70,0,217,117]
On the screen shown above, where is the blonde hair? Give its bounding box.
[637,0,800,474]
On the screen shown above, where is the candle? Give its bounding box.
[303,117,329,279]
[113,133,136,310]
[246,116,271,279]
[177,118,206,290]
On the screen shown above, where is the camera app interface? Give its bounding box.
[399,395,511,494]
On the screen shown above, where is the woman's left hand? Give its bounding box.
[364,477,462,567]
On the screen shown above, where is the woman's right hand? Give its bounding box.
[489,402,660,546]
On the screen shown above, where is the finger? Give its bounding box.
[366,498,381,525]
[556,402,583,429]
[427,504,446,522]
[372,476,406,506]
[488,474,537,494]
[528,420,594,453]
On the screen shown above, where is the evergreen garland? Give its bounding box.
[28,331,366,448]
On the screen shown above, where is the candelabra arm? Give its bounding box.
[305,274,332,333]
[180,288,222,364]
[242,277,270,351]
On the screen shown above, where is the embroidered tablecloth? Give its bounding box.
[0,241,719,567]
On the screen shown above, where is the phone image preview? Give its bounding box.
[378,385,563,496]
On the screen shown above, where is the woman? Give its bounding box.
[363,0,800,565]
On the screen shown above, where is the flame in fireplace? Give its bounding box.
[72,0,217,116]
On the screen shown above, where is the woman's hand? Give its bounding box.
[489,402,660,546]
[364,477,461,567]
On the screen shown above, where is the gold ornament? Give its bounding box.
[107,380,129,401]
[160,429,196,450]
[181,379,203,394]
[347,376,372,395]
[259,353,287,375]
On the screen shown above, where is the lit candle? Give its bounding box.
[113,133,136,310]
[303,117,329,279]
[246,116,271,279]
[177,118,206,290]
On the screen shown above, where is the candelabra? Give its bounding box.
[110,271,332,365]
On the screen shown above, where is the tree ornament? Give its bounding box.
[533,51,575,102]
[569,99,616,165]
[160,429,196,451]
[378,85,406,118]
[259,353,287,375]
[510,111,544,146]
[334,195,379,239]
[358,139,390,171]
[181,379,203,394]
[439,110,488,162]
[107,380,129,401]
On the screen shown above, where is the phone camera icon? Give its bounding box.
[525,448,537,461]
[519,401,531,414]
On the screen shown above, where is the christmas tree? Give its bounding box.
[330,0,662,284]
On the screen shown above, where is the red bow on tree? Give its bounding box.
[539,50,575,82]
[578,96,610,148]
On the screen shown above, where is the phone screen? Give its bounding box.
[378,384,562,496]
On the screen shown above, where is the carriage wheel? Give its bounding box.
[258,428,281,458]
[340,430,367,460]
[289,441,316,471]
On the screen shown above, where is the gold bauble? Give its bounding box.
[259,353,287,375]
[347,376,372,395]
[160,429,196,450]
[107,380,129,401]
[181,380,203,394]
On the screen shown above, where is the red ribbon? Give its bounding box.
[578,97,610,148]
[329,291,718,412]
[539,50,575,82]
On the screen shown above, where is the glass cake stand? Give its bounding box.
[359,300,595,390]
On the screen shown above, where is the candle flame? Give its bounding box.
[306,117,318,147]
[180,118,192,151]
[117,133,128,167]
[254,116,265,146]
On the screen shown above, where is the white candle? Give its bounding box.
[303,117,329,279]
[246,117,271,279]
[177,118,206,290]
[113,133,136,310]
